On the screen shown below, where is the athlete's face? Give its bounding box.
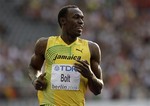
[64,8,84,37]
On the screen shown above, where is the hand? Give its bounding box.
[74,60,94,79]
[32,73,47,90]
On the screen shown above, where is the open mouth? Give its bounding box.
[77,28,82,32]
[76,26,83,32]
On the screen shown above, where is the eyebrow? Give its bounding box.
[73,13,84,18]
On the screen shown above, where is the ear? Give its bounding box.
[60,17,66,26]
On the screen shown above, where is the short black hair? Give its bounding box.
[58,5,78,28]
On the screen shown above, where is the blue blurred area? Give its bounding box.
[0,0,150,101]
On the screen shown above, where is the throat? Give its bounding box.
[60,35,77,45]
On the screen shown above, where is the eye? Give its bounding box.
[81,16,84,20]
[73,14,84,20]
[73,15,79,19]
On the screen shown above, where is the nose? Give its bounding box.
[78,18,84,25]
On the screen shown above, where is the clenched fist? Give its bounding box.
[32,73,47,90]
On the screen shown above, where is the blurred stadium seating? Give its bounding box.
[0,0,150,105]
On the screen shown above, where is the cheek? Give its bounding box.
[68,24,75,31]
[68,21,76,28]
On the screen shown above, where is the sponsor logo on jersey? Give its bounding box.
[54,65,77,72]
[53,54,81,61]
[76,48,83,53]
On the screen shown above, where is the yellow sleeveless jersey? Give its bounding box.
[38,36,91,106]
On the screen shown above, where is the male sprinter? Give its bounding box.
[28,5,104,106]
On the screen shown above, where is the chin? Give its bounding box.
[76,32,82,37]
[71,31,82,38]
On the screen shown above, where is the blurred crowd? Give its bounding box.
[0,0,150,100]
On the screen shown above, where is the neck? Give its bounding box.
[61,32,77,45]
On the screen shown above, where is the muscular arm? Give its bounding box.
[28,37,48,90]
[74,41,104,95]
[88,41,104,95]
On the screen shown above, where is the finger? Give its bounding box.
[76,60,89,67]
[74,63,84,70]
[74,62,89,71]
[36,83,47,90]
[75,68,82,73]
[35,83,42,90]
[37,86,43,90]
[42,83,47,90]
[83,60,89,65]
[74,66,87,75]
[39,73,46,79]
[36,80,44,85]
[35,81,46,90]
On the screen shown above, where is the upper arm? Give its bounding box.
[89,41,102,79]
[29,37,48,70]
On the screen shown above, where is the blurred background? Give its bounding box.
[0,0,150,106]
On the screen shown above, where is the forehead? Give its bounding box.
[67,8,84,17]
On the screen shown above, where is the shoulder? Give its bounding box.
[79,38,99,49]
[35,37,48,49]
[36,37,48,44]
[79,38,101,55]
[88,41,101,52]
[34,37,48,54]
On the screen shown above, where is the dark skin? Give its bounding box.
[28,7,104,95]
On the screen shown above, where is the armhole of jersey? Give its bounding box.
[85,39,91,64]
[45,36,53,57]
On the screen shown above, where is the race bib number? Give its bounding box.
[51,64,80,90]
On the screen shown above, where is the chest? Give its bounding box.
[45,44,90,65]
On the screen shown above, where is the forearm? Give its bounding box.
[88,74,104,95]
